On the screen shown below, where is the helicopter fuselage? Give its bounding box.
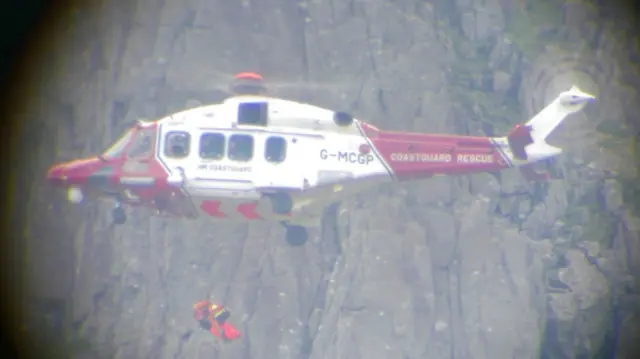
[47,95,514,222]
[46,84,595,245]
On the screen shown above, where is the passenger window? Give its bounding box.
[164,131,190,158]
[200,133,226,160]
[127,129,154,158]
[228,134,254,162]
[265,136,287,163]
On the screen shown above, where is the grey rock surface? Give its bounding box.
[16,1,640,359]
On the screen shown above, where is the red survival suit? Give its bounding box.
[193,301,241,341]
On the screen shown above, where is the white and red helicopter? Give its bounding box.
[46,72,595,246]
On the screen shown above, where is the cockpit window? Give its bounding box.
[102,129,134,160]
[164,131,190,158]
[228,134,254,162]
[265,136,287,163]
[127,128,155,158]
[200,133,226,160]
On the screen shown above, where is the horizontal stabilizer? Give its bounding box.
[526,141,563,162]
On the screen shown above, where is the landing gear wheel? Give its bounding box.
[285,225,308,246]
[112,206,127,225]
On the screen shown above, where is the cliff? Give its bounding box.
[13,0,640,358]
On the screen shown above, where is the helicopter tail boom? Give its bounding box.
[358,85,594,182]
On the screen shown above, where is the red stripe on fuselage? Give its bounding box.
[360,123,510,181]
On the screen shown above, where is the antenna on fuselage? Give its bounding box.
[230,72,268,96]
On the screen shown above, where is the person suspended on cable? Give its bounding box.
[193,300,241,341]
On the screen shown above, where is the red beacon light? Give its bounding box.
[230,72,267,96]
[234,72,264,81]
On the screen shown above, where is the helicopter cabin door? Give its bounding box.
[117,124,163,204]
[256,133,311,190]
[185,129,263,220]
[118,125,197,218]
[248,131,320,220]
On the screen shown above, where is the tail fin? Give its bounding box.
[505,85,595,162]
[525,85,596,142]
[503,85,595,181]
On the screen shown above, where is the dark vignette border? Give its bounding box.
[0,1,638,359]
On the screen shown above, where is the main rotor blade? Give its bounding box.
[200,68,353,93]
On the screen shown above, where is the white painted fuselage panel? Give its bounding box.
[154,96,392,223]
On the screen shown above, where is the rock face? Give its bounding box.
[17,1,640,359]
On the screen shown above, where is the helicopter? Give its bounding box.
[46,72,595,246]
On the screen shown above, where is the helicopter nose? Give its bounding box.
[46,163,67,186]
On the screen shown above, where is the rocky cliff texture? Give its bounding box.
[19,0,640,358]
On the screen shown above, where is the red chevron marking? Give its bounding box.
[237,202,262,220]
[200,200,227,218]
